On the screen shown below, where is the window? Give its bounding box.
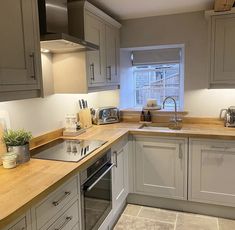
[134,63,182,110]
[120,45,184,110]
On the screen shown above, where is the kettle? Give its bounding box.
[220,106,235,127]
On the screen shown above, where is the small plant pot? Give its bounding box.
[8,144,30,164]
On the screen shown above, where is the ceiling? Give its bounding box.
[88,0,214,20]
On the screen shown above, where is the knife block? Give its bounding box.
[77,109,92,129]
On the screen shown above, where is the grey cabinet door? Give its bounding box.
[134,136,187,200]
[0,0,41,88]
[112,144,128,210]
[105,25,120,84]
[189,139,235,207]
[210,14,235,87]
[85,12,106,86]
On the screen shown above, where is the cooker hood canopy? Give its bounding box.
[38,0,98,53]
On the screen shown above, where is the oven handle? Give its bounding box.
[83,163,115,192]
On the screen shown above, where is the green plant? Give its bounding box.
[3,129,32,146]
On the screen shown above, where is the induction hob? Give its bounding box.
[31,139,107,162]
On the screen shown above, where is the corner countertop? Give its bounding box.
[1,121,235,228]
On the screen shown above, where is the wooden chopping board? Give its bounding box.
[0,124,7,155]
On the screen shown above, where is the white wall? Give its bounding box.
[0,91,119,136]
[120,11,235,117]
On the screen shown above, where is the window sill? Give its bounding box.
[120,108,188,115]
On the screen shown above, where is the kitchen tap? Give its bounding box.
[163,96,182,129]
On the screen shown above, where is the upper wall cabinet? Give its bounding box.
[206,10,235,88]
[85,12,106,86]
[53,1,121,94]
[0,0,42,101]
[105,24,120,85]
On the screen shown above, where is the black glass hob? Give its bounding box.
[31,139,107,162]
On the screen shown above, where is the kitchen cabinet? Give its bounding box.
[189,138,235,207]
[208,13,235,88]
[0,0,42,101]
[85,12,106,86]
[105,25,120,85]
[31,175,80,230]
[53,1,121,93]
[134,136,188,200]
[112,136,129,216]
[3,212,31,230]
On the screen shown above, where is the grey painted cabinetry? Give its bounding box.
[105,25,120,85]
[85,12,106,86]
[3,212,31,230]
[189,138,235,207]
[0,0,42,101]
[134,136,188,200]
[112,136,129,215]
[209,14,235,88]
[53,2,121,93]
[85,7,121,88]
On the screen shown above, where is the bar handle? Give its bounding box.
[90,63,95,81]
[106,66,112,80]
[113,151,118,168]
[29,52,36,80]
[54,216,72,230]
[84,163,115,192]
[52,191,71,206]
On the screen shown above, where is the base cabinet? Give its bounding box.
[134,136,188,200]
[111,136,129,216]
[3,212,31,230]
[189,138,235,207]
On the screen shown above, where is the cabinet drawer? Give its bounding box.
[10,217,26,230]
[35,177,78,229]
[42,200,79,230]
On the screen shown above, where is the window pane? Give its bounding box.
[134,63,181,109]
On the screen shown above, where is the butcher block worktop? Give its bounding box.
[1,121,235,228]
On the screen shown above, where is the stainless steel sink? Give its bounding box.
[139,123,182,130]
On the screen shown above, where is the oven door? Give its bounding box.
[81,162,115,230]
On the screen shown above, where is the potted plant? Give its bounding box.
[3,129,32,164]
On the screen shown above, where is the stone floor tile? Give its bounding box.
[138,206,177,223]
[114,215,175,230]
[176,212,218,230]
[123,204,142,216]
[218,218,235,230]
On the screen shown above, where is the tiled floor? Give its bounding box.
[114,204,235,230]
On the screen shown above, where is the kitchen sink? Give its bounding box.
[139,123,183,130]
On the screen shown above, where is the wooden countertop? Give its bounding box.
[0,123,140,228]
[132,123,235,140]
[1,121,235,227]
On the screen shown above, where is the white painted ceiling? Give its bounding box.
[89,0,214,19]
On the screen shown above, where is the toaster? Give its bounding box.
[91,107,120,125]
[220,106,235,127]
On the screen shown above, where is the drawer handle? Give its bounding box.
[55,216,72,230]
[113,151,118,168]
[52,191,71,206]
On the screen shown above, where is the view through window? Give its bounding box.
[133,63,182,110]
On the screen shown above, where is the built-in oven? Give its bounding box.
[80,149,115,230]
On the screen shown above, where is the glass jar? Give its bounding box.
[1,152,17,169]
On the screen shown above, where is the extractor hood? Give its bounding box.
[38,0,98,53]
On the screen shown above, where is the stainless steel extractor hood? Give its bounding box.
[38,0,98,53]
